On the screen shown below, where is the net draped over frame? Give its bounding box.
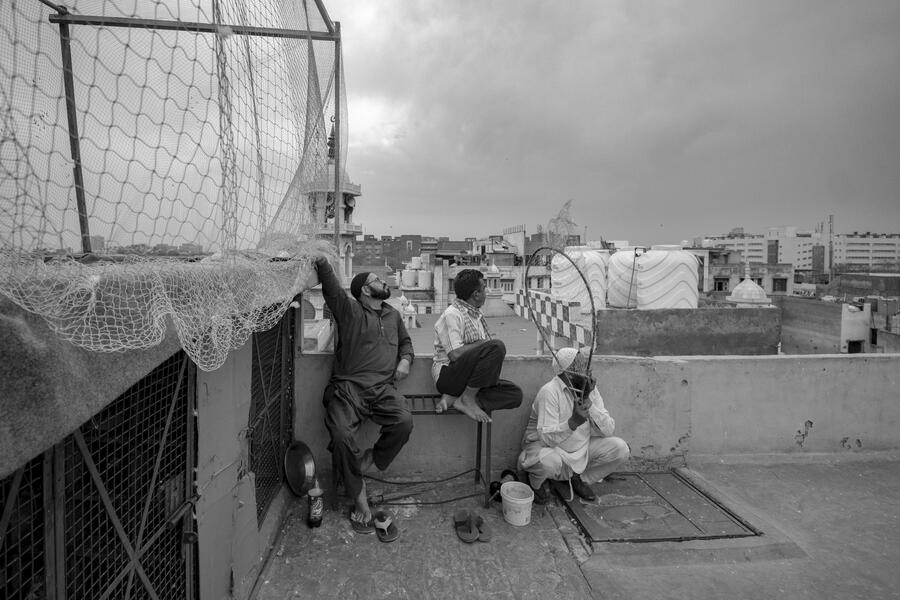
[1,0,347,370]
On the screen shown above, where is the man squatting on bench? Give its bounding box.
[315,257,413,532]
[518,347,630,504]
[432,268,523,421]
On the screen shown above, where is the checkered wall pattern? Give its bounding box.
[515,290,593,347]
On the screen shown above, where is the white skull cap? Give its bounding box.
[552,347,579,374]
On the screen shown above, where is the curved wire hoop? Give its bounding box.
[523,246,598,376]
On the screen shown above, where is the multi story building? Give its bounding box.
[697,227,768,265]
[832,232,900,272]
[354,234,383,264]
[765,226,827,274]
[700,226,900,277]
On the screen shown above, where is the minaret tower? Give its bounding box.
[308,124,362,281]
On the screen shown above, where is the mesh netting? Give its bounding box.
[1,0,346,370]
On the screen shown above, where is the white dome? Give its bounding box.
[726,276,770,306]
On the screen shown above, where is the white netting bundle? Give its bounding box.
[1,0,346,370]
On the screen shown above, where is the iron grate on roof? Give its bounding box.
[2,351,197,600]
[1,454,47,600]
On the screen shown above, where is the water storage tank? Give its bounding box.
[417,270,433,289]
[400,269,418,287]
[550,246,608,313]
[581,248,609,312]
[635,246,700,309]
[607,249,639,308]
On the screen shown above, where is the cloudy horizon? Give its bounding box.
[327,0,900,246]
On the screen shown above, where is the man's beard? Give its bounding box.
[370,286,391,300]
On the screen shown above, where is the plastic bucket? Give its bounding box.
[500,481,534,526]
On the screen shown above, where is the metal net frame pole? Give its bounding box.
[333,21,342,249]
[54,7,92,253]
[45,8,342,255]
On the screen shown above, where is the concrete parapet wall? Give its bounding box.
[514,289,782,356]
[592,307,781,356]
[294,352,900,479]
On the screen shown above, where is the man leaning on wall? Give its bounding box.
[314,255,413,535]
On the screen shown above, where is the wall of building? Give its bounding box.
[833,274,900,297]
[592,307,781,355]
[879,330,900,353]
[707,262,794,295]
[195,336,291,600]
[774,296,843,354]
[841,303,873,353]
[293,352,900,480]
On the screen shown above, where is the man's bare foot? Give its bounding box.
[360,448,374,472]
[436,394,457,413]
[453,395,491,423]
[350,481,373,530]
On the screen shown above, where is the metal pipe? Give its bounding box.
[56,12,92,253]
[48,13,339,41]
[312,0,335,34]
[332,22,341,249]
[37,0,65,12]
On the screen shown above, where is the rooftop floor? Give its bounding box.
[255,451,900,600]
[408,312,547,357]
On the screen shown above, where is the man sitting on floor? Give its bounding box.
[432,268,523,422]
[315,256,414,533]
[518,347,630,504]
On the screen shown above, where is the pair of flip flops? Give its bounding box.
[350,510,399,542]
[453,509,491,543]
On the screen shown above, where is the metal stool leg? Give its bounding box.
[484,422,492,507]
[475,422,483,484]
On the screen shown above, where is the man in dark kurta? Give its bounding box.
[315,257,414,532]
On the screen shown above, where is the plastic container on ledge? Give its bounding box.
[550,246,609,314]
[636,246,700,309]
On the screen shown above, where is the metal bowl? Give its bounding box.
[284,440,317,497]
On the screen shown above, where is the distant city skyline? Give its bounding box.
[351,218,899,247]
[327,0,900,247]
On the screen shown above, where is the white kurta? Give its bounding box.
[518,377,615,475]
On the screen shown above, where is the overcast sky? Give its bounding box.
[324,0,900,246]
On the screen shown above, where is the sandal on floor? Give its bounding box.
[474,514,491,542]
[453,509,479,543]
[373,510,400,543]
[349,510,375,534]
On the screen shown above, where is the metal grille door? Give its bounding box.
[249,311,295,524]
[59,353,196,600]
[1,352,198,599]
[1,455,48,600]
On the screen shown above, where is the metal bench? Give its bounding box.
[407,394,492,507]
[330,393,492,508]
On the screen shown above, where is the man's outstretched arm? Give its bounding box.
[314,256,352,321]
